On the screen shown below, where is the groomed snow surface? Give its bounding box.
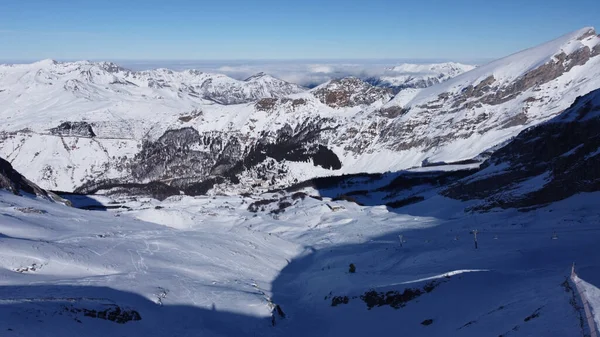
[1,189,600,336]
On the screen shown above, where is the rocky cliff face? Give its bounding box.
[443,88,600,210]
[278,89,600,212]
[0,156,68,204]
[49,122,96,138]
[74,117,342,198]
[199,72,305,105]
[312,78,393,108]
[377,27,600,162]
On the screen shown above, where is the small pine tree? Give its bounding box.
[349,263,356,273]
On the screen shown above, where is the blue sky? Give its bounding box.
[1,0,599,61]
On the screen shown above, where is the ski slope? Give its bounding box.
[1,186,600,336]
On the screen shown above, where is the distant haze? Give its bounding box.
[112,59,489,87]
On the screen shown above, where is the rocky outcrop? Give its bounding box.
[379,27,600,158]
[312,78,393,108]
[84,119,341,197]
[0,156,69,204]
[255,97,308,112]
[443,88,600,210]
[0,157,47,196]
[199,73,305,105]
[444,46,595,109]
[63,304,141,324]
[49,121,96,138]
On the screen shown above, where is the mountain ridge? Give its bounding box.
[0,27,599,196]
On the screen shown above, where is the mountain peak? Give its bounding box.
[576,26,596,39]
[312,76,392,108]
[400,26,600,109]
[33,59,58,67]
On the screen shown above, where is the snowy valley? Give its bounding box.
[1,26,600,337]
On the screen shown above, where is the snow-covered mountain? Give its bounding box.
[3,35,600,334]
[2,150,600,336]
[378,27,600,164]
[0,27,599,197]
[443,87,600,210]
[0,59,304,106]
[366,62,476,91]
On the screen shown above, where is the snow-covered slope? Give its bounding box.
[443,88,600,210]
[370,62,476,90]
[379,27,600,164]
[0,59,304,110]
[1,28,600,196]
[1,165,600,336]
[0,156,68,203]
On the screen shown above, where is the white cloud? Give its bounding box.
[307,64,334,74]
[115,59,482,87]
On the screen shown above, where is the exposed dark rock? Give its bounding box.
[226,120,341,180]
[270,201,293,215]
[0,156,68,204]
[593,43,600,57]
[255,97,308,112]
[331,296,349,307]
[248,198,278,213]
[500,112,528,129]
[74,179,181,201]
[290,192,307,200]
[98,62,129,73]
[64,305,141,324]
[421,158,482,167]
[377,106,409,118]
[78,120,341,198]
[178,109,203,123]
[361,281,439,310]
[524,308,542,322]
[49,121,96,138]
[443,89,600,210]
[313,78,392,108]
[15,263,42,273]
[421,319,434,326]
[290,98,307,107]
[255,98,278,111]
[15,207,47,214]
[381,33,599,153]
